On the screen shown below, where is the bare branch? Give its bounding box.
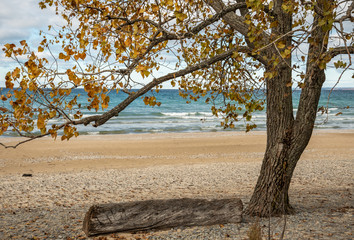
[0,139,38,149]
[326,46,354,58]
[0,122,69,149]
[334,0,354,22]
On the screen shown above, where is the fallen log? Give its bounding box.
[83,197,243,236]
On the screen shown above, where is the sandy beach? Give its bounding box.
[0,130,353,239]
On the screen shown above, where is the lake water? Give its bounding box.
[1,88,353,136]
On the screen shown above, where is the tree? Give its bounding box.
[1,0,353,216]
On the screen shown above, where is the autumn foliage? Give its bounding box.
[1,0,352,142]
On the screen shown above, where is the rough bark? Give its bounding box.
[245,0,331,217]
[83,198,243,236]
[245,67,296,216]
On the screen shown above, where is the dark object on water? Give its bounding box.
[22,174,33,177]
[83,197,243,236]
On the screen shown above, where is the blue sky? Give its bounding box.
[0,0,353,89]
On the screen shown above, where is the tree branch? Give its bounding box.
[206,0,249,37]
[326,46,354,58]
[0,139,38,149]
[103,3,249,78]
[188,2,247,35]
[0,122,68,149]
[0,46,251,149]
[206,0,271,66]
[73,46,252,127]
[0,107,9,113]
[334,0,354,22]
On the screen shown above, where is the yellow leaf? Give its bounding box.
[93,39,98,49]
[140,70,150,78]
[28,81,37,91]
[286,82,293,87]
[124,38,132,47]
[245,19,251,25]
[49,110,56,118]
[152,4,159,12]
[38,46,44,52]
[277,41,286,49]
[37,114,46,129]
[48,129,57,140]
[270,21,278,28]
[59,53,66,59]
[281,49,291,58]
[166,0,173,7]
[80,52,86,60]
[12,67,20,78]
[298,82,305,89]
[101,94,110,109]
[175,12,187,21]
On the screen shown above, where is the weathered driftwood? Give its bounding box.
[83,197,243,236]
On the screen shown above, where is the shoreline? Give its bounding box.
[1,128,354,140]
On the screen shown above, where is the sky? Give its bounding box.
[0,0,353,89]
[0,0,64,86]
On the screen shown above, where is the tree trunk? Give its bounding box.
[83,198,243,236]
[246,68,326,217]
[245,66,297,217]
[245,0,330,217]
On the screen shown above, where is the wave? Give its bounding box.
[162,111,212,116]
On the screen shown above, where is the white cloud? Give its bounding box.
[0,0,62,44]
